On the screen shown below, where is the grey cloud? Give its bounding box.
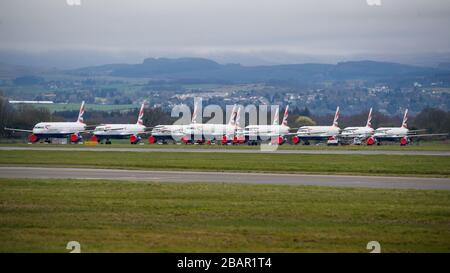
[0,0,449,67]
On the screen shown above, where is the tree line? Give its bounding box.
[1,95,449,137]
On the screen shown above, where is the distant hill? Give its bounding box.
[0,62,49,80]
[437,62,450,71]
[68,58,450,84]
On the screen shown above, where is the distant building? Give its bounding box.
[9,100,54,104]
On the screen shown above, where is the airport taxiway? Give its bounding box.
[0,166,449,190]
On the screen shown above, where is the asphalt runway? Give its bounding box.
[1,166,449,190]
[1,146,449,156]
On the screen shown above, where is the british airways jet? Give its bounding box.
[340,108,375,144]
[91,103,148,144]
[372,109,447,145]
[5,101,87,143]
[294,106,341,145]
[244,105,292,145]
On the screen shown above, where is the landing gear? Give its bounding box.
[366,137,375,146]
[148,136,156,144]
[129,135,141,144]
[400,137,409,146]
[28,134,39,143]
[90,135,100,143]
[326,136,339,146]
[221,135,228,145]
[181,135,191,144]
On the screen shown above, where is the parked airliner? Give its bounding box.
[5,101,87,143]
[245,105,291,145]
[372,109,447,145]
[340,108,375,144]
[91,103,148,144]
[294,106,340,145]
[149,102,202,144]
[150,101,214,144]
[182,104,241,144]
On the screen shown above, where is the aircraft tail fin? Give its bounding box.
[228,105,237,125]
[192,102,199,124]
[332,106,340,127]
[366,108,373,128]
[136,102,145,125]
[235,106,241,127]
[402,109,408,128]
[272,107,280,126]
[77,101,85,123]
[282,105,289,126]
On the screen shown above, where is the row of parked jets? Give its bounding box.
[5,101,447,146]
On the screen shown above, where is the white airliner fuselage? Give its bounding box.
[372,127,411,145]
[373,127,409,139]
[5,101,87,143]
[340,108,374,143]
[93,124,146,137]
[340,126,374,144]
[295,106,341,144]
[32,122,86,135]
[245,124,290,137]
[181,116,241,143]
[189,123,240,137]
[151,102,203,143]
[244,105,291,144]
[297,125,341,139]
[372,109,411,145]
[340,126,374,138]
[93,103,147,144]
[151,105,241,144]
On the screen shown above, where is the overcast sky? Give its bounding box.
[1,0,450,67]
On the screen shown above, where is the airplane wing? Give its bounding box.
[79,124,106,132]
[81,127,127,134]
[4,127,33,133]
[84,125,101,130]
[408,129,427,133]
[79,129,95,133]
[78,130,96,135]
[299,131,328,136]
[107,127,126,131]
[407,133,448,138]
[59,131,81,135]
[134,131,153,136]
[340,133,369,137]
[262,133,288,138]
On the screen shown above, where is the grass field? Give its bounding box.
[0,150,449,177]
[1,141,450,151]
[0,178,448,252]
